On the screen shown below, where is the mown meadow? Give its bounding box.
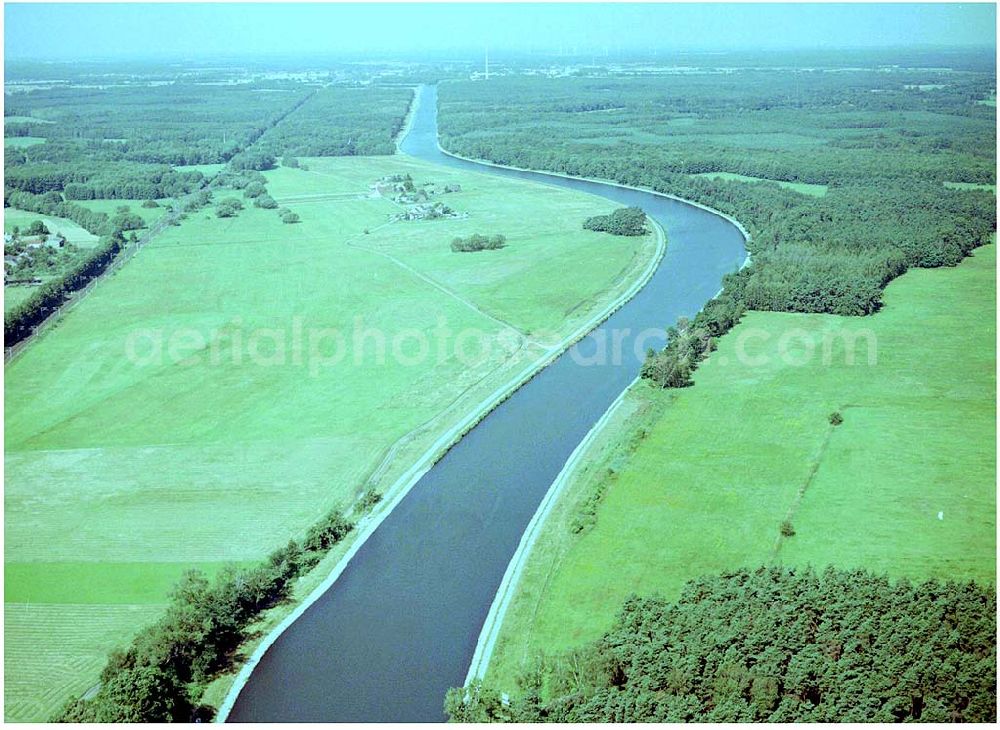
[3,152,655,720]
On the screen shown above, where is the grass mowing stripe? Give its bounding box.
[4,603,164,723]
[5,562,251,604]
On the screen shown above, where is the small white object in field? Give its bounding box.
[938,511,944,521]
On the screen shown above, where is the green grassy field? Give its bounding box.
[3,604,165,723]
[944,181,997,194]
[485,243,995,691]
[4,116,55,125]
[3,207,100,247]
[75,198,169,226]
[173,162,226,177]
[5,561,249,604]
[4,136,46,147]
[4,155,656,721]
[4,286,39,314]
[693,171,829,197]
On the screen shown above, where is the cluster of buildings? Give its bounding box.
[4,231,68,283]
[370,174,467,222]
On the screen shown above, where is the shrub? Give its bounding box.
[780,520,796,537]
[215,197,243,218]
[243,182,267,199]
[451,233,506,252]
[25,219,49,236]
[829,411,843,426]
[253,194,278,209]
[141,199,160,208]
[358,488,383,513]
[583,206,647,236]
[303,508,353,552]
[111,210,144,231]
[281,211,301,224]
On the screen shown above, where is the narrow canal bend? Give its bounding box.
[227,85,747,722]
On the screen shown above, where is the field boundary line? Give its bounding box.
[214,205,666,725]
[771,402,862,559]
[345,238,540,345]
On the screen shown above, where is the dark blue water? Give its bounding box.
[227,85,746,722]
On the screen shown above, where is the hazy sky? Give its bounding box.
[4,3,997,60]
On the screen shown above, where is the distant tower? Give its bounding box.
[485,47,490,80]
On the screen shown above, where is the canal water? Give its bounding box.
[227,85,746,722]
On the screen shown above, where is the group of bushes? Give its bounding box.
[215,197,244,218]
[210,168,296,222]
[451,233,506,252]
[583,206,647,236]
[55,507,356,722]
[640,275,747,388]
[446,567,996,722]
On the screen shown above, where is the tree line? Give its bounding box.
[5,156,205,199]
[5,189,112,235]
[446,567,996,722]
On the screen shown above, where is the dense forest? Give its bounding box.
[438,72,996,323]
[4,82,311,164]
[4,80,411,202]
[254,86,413,157]
[446,567,996,723]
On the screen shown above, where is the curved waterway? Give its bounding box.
[226,85,747,722]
